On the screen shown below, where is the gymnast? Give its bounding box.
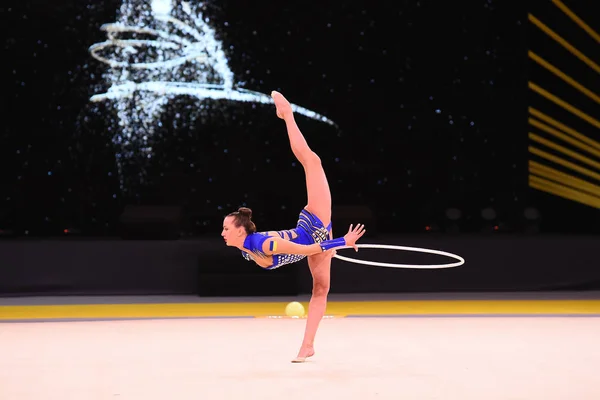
[222,91,366,363]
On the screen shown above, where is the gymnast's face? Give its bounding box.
[222,216,244,246]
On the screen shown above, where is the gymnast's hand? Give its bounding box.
[344,224,366,251]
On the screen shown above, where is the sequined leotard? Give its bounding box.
[241,208,332,270]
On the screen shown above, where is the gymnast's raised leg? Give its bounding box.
[271,91,334,363]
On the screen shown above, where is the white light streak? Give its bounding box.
[88,0,337,190]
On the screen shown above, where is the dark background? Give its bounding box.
[1,0,599,296]
[2,0,597,237]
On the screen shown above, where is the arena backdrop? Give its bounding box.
[2,0,599,238]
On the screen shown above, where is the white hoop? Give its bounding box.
[333,244,465,269]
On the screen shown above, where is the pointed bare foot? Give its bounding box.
[271,90,293,120]
[291,346,315,363]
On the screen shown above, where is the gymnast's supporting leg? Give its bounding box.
[291,250,334,363]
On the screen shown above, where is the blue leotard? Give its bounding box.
[241,208,332,270]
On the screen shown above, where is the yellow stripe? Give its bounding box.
[0,303,286,319]
[530,160,600,197]
[529,175,596,205]
[529,175,600,208]
[529,82,600,130]
[1,300,600,320]
[552,0,600,44]
[529,117,600,158]
[529,132,600,171]
[528,13,600,74]
[529,179,594,208]
[529,146,600,182]
[528,51,600,105]
[529,175,600,207]
[326,300,600,315]
[529,170,600,206]
[529,108,600,152]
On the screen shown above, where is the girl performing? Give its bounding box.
[222,91,366,363]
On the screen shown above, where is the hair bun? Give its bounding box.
[238,207,253,218]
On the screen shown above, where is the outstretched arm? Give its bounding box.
[263,238,323,257]
[261,224,366,256]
